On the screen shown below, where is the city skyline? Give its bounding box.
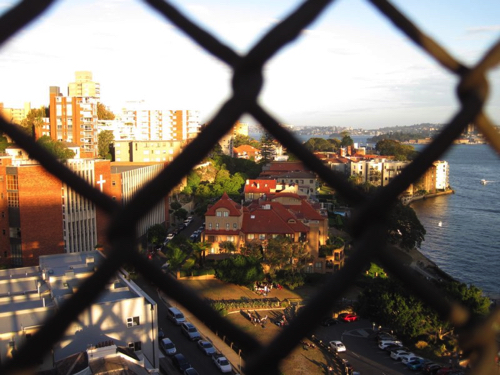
[0,0,499,129]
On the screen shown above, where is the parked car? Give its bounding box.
[329,340,346,353]
[197,340,216,356]
[213,355,232,373]
[384,344,408,353]
[338,313,359,322]
[184,368,199,375]
[321,317,339,326]
[159,338,177,356]
[165,233,175,242]
[406,359,426,371]
[376,332,397,341]
[401,355,424,365]
[167,307,186,325]
[390,350,414,361]
[172,353,191,371]
[423,363,442,374]
[181,322,202,341]
[378,340,403,350]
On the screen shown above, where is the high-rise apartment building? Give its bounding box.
[68,71,100,99]
[49,86,98,158]
[0,102,32,125]
[115,102,201,141]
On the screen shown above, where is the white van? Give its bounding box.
[167,307,186,325]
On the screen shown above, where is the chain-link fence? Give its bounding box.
[1,0,499,374]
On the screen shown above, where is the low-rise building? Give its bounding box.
[112,140,184,162]
[202,192,336,273]
[0,251,159,372]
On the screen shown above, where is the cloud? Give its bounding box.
[466,25,500,33]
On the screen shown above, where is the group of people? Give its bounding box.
[246,310,268,327]
[275,314,288,327]
[254,282,283,296]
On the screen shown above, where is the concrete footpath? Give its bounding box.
[157,290,244,374]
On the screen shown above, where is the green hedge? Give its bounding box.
[210,298,281,312]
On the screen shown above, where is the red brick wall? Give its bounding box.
[0,158,12,266]
[95,160,112,250]
[18,165,64,265]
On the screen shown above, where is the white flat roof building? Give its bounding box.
[0,251,159,372]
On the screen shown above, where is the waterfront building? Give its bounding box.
[0,250,159,371]
[434,160,449,190]
[0,156,170,267]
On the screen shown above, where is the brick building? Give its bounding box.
[0,157,170,267]
[202,192,336,273]
[49,86,98,158]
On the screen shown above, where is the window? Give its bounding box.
[127,316,140,327]
[208,223,212,229]
[112,181,116,186]
[233,223,237,229]
[215,223,219,229]
[223,211,229,217]
[216,212,221,217]
[7,174,18,190]
[226,223,229,230]
[259,234,266,240]
[7,192,19,207]
[248,234,255,240]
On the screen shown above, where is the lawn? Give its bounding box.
[178,278,351,374]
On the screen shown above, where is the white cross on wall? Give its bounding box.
[97,174,106,192]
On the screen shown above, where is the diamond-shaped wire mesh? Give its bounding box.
[1,0,500,374]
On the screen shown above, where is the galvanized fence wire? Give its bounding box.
[0,0,499,374]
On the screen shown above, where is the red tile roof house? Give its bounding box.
[202,192,341,273]
[233,145,262,161]
[243,179,277,201]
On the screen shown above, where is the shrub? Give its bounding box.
[415,341,428,350]
[274,270,305,290]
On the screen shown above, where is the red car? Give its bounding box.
[338,313,359,322]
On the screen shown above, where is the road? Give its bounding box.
[313,319,419,374]
[136,217,238,375]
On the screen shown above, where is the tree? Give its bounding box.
[240,239,264,259]
[98,130,114,159]
[97,103,115,120]
[387,202,426,250]
[265,236,311,274]
[214,255,264,286]
[259,132,276,164]
[174,208,188,222]
[443,281,490,317]
[147,224,167,247]
[303,137,340,152]
[340,131,354,147]
[20,107,47,136]
[35,136,75,161]
[376,139,418,161]
[233,134,260,148]
[218,240,236,253]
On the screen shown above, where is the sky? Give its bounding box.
[0,0,499,129]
